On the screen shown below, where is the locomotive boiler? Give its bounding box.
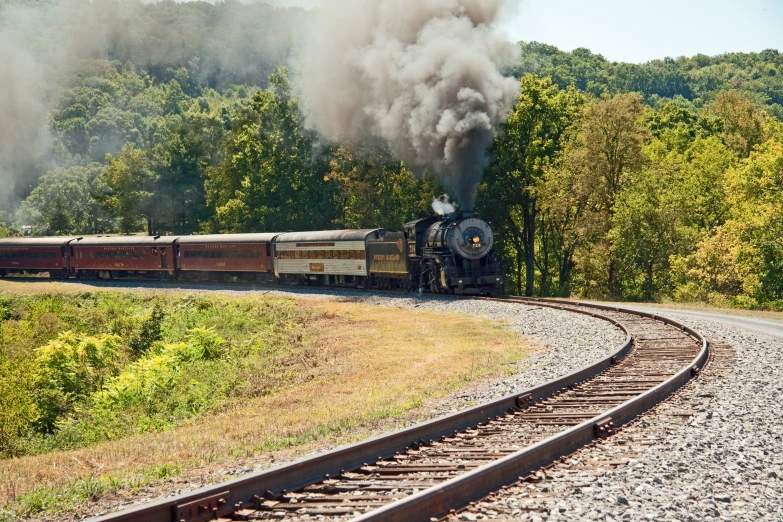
[405,211,503,295]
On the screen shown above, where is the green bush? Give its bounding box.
[0,292,300,456]
[34,332,123,433]
[129,304,165,356]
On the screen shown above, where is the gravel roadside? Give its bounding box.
[455,313,783,522]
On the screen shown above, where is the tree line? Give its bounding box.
[1,13,781,308]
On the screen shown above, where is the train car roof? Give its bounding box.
[274,230,381,243]
[0,237,76,247]
[72,236,179,247]
[176,233,279,245]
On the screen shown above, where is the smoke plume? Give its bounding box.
[299,0,520,210]
[432,194,456,216]
[0,0,308,215]
[0,33,52,213]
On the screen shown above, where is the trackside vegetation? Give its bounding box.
[0,292,303,458]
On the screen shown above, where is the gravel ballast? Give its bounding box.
[458,312,783,522]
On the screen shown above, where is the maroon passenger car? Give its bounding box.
[0,237,75,278]
[175,234,278,282]
[69,236,178,279]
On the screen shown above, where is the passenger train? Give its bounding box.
[0,211,504,295]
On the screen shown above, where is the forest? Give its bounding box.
[1,0,782,309]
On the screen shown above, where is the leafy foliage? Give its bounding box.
[0,292,306,456]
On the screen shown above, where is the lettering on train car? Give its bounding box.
[309,263,325,272]
[373,254,401,262]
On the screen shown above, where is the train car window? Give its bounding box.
[49,252,56,259]
[113,251,119,259]
[215,251,224,259]
[79,251,83,259]
[132,250,137,259]
[96,251,103,259]
[141,250,146,259]
[89,252,94,259]
[359,250,366,259]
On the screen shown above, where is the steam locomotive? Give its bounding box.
[0,212,504,295]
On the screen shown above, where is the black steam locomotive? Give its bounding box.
[405,211,503,294]
[0,212,504,296]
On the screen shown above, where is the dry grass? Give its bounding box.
[0,282,526,519]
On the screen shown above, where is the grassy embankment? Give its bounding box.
[0,280,526,520]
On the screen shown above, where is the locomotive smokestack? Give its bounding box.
[300,0,520,209]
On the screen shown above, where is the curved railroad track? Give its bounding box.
[90,297,708,522]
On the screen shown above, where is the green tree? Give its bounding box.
[326,146,443,229]
[559,93,649,298]
[100,144,157,234]
[477,75,586,296]
[17,164,115,235]
[708,90,768,158]
[610,168,683,300]
[204,68,337,233]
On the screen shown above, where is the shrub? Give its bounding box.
[34,332,123,432]
[129,304,165,356]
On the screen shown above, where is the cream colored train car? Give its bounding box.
[273,230,379,286]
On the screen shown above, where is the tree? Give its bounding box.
[326,146,443,230]
[204,68,337,233]
[560,93,649,298]
[17,164,115,235]
[708,90,767,158]
[477,75,586,296]
[100,144,157,234]
[610,168,683,300]
[148,98,228,234]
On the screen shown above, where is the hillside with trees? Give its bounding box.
[1,0,781,309]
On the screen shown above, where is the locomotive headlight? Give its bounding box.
[472,236,480,244]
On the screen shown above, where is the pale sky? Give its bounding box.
[502,0,783,63]
[276,0,783,64]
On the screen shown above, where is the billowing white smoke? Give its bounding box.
[432,194,456,216]
[300,0,520,210]
[0,33,51,213]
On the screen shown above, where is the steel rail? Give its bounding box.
[88,299,706,522]
[351,298,709,522]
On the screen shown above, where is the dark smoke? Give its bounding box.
[299,0,520,209]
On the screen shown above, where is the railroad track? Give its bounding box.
[91,298,709,522]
